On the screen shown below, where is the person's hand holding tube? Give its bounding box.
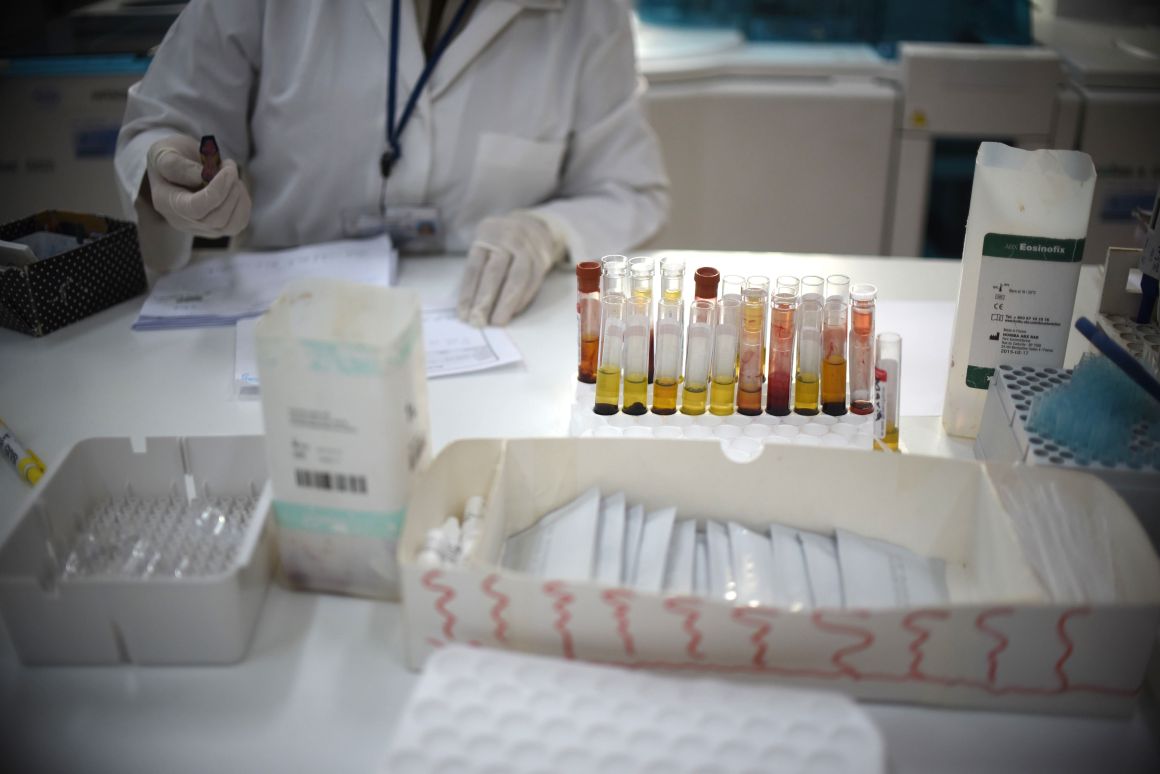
[457,211,567,327]
[145,135,251,238]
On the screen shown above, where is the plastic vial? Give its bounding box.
[767,276,799,416]
[681,299,715,415]
[745,276,770,293]
[737,286,768,416]
[709,296,741,415]
[622,295,651,415]
[653,297,684,414]
[795,276,825,415]
[576,261,601,384]
[875,332,902,451]
[721,275,744,303]
[594,293,626,415]
[821,274,851,416]
[694,267,720,301]
[660,256,686,302]
[600,254,628,297]
[849,283,878,415]
[629,256,656,384]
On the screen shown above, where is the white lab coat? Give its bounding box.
[115,0,669,271]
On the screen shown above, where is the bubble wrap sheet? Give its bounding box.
[383,645,885,774]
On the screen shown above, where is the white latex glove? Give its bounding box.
[457,212,566,327]
[145,135,251,239]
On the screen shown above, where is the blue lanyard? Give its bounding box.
[382,0,474,178]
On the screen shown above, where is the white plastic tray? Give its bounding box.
[383,644,886,774]
[0,435,272,665]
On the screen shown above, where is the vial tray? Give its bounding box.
[0,435,273,665]
[570,382,873,457]
[975,365,1159,546]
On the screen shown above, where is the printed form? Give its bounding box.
[235,307,521,396]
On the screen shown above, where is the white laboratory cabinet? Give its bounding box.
[640,39,897,256]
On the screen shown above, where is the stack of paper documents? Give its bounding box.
[133,236,397,330]
[234,306,523,397]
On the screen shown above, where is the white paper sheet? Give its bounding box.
[135,236,397,330]
[421,307,523,378]
[234,304,522,395]
[875,300,956,417]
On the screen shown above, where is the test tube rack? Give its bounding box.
[570,382,874,457]
[975,365,1160,546]
[1096,246,1160,379]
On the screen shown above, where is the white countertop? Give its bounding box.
[1,251,1156,773]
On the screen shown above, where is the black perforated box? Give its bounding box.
[0,210,146,337]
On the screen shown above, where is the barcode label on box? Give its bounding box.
[294,469,367,494]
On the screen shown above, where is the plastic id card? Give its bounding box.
[727,522,776,606]
[768,523,812,611]
[501,487,601,581]
[386,206,444,253]
[799,531,844,609]
[623,504,645,585]
[663,519,697,595]
[594,493,627,585]
[705,520,735,601]
[836,529,949,609]
[634,507,676,593]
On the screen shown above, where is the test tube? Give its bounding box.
[745,276,770,294]
[694,267,720,301]
[681,299,715,415]
[737,286,767,415]
[600,255,628,297]
[709,296,741,415]
[629,256,656,384]
[594,294,626,415]
[766,276,798,416]
[745,275,771,379]
[660,257,686,374]
[821,274,851,416]
[660,256,686,301]
[721,275,744,376]
[653,298,684,415]
[794,275,824,416]
[576,262,601,384]
[874,332,902,451]
[721,275,744,303]
[622,295,651,416]
[849,283,878,415]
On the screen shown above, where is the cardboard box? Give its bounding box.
[400,438,1160,717]
[0,210,146,336]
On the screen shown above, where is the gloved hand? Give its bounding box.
[457,211,567,327]
[145,135,251,238]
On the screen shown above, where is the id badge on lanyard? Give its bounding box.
[352,0,467,253]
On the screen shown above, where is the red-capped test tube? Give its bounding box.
[576,261,601,384]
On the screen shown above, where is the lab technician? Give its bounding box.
[114,0,670,325]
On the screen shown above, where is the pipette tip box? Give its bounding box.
[975,364,1160,546]
[0,435,272,665]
